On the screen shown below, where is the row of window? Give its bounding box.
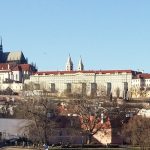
[49,82,128,95]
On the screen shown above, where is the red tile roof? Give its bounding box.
[34,70,140,75]
[0,63,31,72]
[0,63,13,70]
[12,65,22,71]
[137,73,150,79]
[19,64,31,71]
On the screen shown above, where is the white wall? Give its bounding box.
[12,71,22,82]
[1,83,23,92]
[25,72,133,97]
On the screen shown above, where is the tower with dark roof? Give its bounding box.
[77,56,84,71]
[66,54,73,71]
[0,38,3,52]
[0,38,3,62]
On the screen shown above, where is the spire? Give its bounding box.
[66,54,73,71]
[77,56,84,71]
[0,37,3,52]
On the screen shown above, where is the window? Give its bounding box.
[91,83,97,97]
[107,82,111,96]
[82,83,86,95]
[51,83,55,93]
[8,74,10,79]
[16,74,18,80]
[66,83,71,93]
[124,82,128,91]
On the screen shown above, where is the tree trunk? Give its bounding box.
[44,121,48,144]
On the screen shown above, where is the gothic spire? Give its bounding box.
[77,56,84,71]
[0,37,3,52]
[66,54,73,71]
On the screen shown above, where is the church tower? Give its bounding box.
[66,54,73,71]
[0,38,3,52]
[77,57,84,71]
[0,38,3,62]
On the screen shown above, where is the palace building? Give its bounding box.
[0,39,150,98]
[25,55,145,98]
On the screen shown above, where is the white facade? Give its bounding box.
[1,82,23,92]
[13,71,22,82]
[24,56,137,98]
[25,70,135,97]
[0,69,24,91]
[131,74,150,98]
[0,63,34,92]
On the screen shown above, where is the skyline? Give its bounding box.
[0,0,150,72]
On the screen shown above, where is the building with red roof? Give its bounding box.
[0,39,149,98]
[25,55,144,98]
[131,73,150,98]
[0,40,37,92]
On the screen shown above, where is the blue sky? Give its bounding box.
[0,0,150,72]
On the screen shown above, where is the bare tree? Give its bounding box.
[14,93,59,145]
[0,98,15,118]
[23,82,40,91]
[67,99,110,144]
[122,115,150,149]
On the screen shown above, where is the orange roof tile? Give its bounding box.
[34,70,140,75]
[19,64,31,71]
